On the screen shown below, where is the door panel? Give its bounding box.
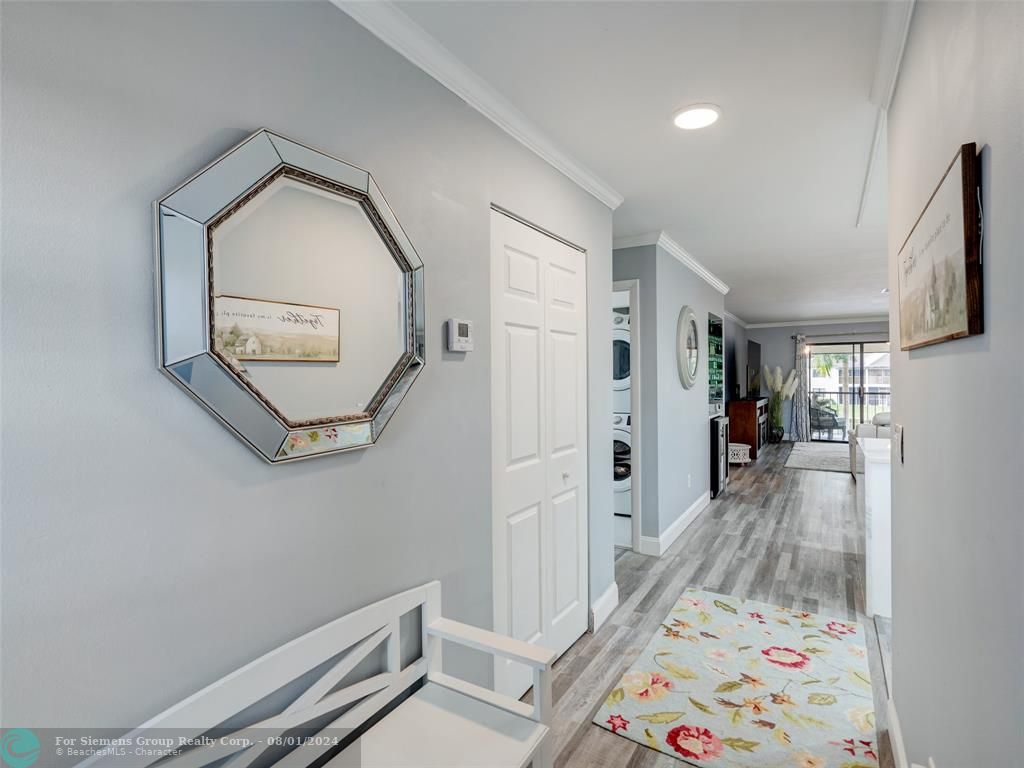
[491,210,589,698]
[505,326,541,464]
[507,504,542,643]
[549,331,578,454]
[505,246,539,299]
[543,235,587,658]
[551,489,580,618]
[547,261,578,309]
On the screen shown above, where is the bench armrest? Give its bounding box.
[426,617,556,669]
[426,616,554,740]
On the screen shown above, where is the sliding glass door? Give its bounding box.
[807,341,891,442]
[807,346,854,441]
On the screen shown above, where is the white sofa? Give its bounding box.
[849,412,891,477]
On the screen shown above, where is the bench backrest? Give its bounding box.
[79,581,441,768]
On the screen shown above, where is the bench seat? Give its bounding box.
[78,582,555,768]
[329,682,547,768]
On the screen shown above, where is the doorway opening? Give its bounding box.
[807,341,891,441]
[612,279,641,556]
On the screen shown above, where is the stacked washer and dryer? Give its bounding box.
[612,292,632,549]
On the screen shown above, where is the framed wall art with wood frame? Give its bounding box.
[897,142,983,351]
[156,129,425,463]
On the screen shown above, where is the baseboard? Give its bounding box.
[591,581,619,632]
[638,491,711,557]
[888,698,909,768]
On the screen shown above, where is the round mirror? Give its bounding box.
[677,305,699,389]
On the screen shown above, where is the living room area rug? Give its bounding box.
[784,442,857,474]
[593,589,877,767]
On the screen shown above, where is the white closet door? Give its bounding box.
[490,209,589,698]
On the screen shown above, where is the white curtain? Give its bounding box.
[792,335,810,442]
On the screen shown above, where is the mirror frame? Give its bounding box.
[156,129,425,463]
[677,305,699,389]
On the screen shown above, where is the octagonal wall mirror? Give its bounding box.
[677,305,699,389]
[157,129,425,463]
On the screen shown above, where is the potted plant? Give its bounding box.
[763,365,798,443]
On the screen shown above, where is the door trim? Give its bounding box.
[490,203,587,253]
[613,279,641,553]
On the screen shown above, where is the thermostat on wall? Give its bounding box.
[446,318,474,352]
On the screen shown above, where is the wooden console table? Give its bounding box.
[727,398,768,460]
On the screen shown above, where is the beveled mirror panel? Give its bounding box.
[158,130,425,462]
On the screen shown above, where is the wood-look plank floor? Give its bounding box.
[552,443,894,768]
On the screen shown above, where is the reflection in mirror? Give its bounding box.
[210,176,406,424]
[687,319,699,377]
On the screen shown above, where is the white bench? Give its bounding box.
[80,582,555,768]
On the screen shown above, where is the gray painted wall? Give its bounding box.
[1,1,614,728]
[653,247,723,535]
[746,320,889,433]
[888,3,1024,765]
[614,245,724,538]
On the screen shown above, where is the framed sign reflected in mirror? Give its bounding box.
[157,129,425,463]
[677,305,699,389]
[213,296,341,363]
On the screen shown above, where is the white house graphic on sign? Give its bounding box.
[244,336,263,356]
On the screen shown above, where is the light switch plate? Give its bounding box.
[893,423,904,464]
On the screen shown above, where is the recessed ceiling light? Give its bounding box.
[673,104,721,130]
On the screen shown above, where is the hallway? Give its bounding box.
[549,445,893,767]
[7,3,1022,764]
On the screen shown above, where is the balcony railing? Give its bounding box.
[808,390,891,442]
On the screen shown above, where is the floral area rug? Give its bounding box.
[593,589,877,768]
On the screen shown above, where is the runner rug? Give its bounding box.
[784,442,855,474]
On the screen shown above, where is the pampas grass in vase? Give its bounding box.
[763,365,798,442]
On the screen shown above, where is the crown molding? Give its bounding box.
[334,1,624,210]
[745,315,889,330]
[868,0,916,109]
[613,231,730,295]
[722,310,748,328]
[857,0,915,227]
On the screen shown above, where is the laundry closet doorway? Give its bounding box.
[490,207,589,699]
[612,279,641,553]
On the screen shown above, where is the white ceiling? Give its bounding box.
[391,0,894,324]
